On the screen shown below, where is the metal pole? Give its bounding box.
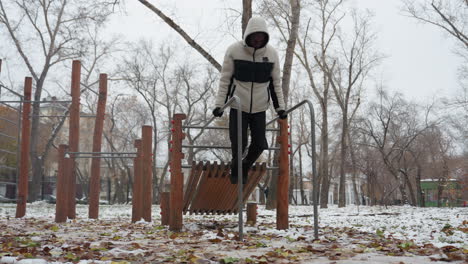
[307,100,319,240]
[277,118,289,230]
[16,77,32,218]
[234,96,243,241]
[265,100,318,239]
[89,73,108,219]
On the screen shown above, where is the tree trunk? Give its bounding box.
[319,110,330,208]
[338,113,348,207]
[403,171,417,206]
[415,162,423,207]
[299,144,306,204]
[241,0,252,37]
[437,180,445,207]
[347,132,360,205]
[266,162,279,210]
[29,77,46,202]
[398,173,408,205]
[265,1,300,209]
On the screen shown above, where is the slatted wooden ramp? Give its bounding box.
[183,161,266,215]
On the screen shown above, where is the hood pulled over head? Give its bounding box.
[243,17,270,49]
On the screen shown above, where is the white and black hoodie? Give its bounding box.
[214,17,286,114]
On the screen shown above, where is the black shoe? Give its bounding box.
[242,161,249,184]
[230,163,238,184]
[230,163,249,185]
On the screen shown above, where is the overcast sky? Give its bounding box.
[0,0,462,103]
[104,0,462,103]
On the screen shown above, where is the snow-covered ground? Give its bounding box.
[0,202,467,263]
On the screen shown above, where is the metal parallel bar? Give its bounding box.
[71,156,137,159]
[0,181,17,185]
[0,149,16,156]
[181,144,280,151]
[31,115,95,118]
[233,97,243,241]
[183,125,279,132]
[0,132,16,140]
[191,97,239,143]
[68,152,137,155]
[0,165,16,170]
[0,116,18,126]
[33,115,67,118]
[0,102,20,111]
[266,99,318,240]
[181,164,280,170]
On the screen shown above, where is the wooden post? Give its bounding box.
[131,139,142,222]
[160,192,170,225]
[67,60,81,219]
[277,118,289,230]
[55,145,69,222]
[246,202,257,225]
[15,77,32,218]
[169,114,186,231]
[89,74,108,219]
[141,126,152,222]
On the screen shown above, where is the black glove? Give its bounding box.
[212,107,223,117]
[277,110,287,119]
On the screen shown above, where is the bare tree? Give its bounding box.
[136,0,222,71]
[317,10,381,207]
[258,0,301,209]
[121,41,217,201]
[359,88,435,205]
[0,0,111,201]
[294,0,345,208]
[402,0,467,49]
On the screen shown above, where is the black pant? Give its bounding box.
[229,108,268,169]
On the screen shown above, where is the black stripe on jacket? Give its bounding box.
[233,60,274,83]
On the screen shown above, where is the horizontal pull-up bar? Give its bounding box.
[181,144,280,151]
[182,125,279,132]
[0,165,17,170]
[31,115,96,118]
[180,164,279,170]
[70,155,137,159]
[0,181,16,186]
[67,152,137,155]
[0,102,20,111]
